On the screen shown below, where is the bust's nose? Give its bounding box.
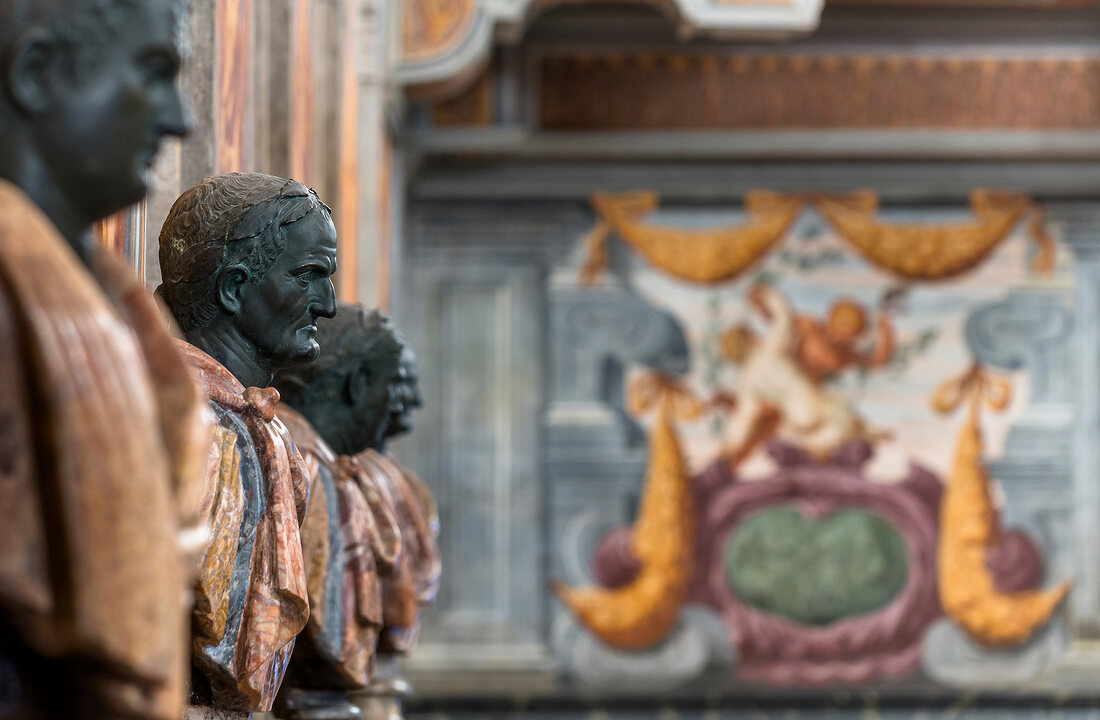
[160,89,192,140]
[313,279,337,319]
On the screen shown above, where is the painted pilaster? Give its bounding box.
[1047,202,1100,638]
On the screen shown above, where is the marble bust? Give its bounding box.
[0,1,211,718]
[276,305,440,663]
[157,172,338,714]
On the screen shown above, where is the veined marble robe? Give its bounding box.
[279,407,402,690]
[355,451,441,655]
[0,180,211,720]
[178,342,311,713]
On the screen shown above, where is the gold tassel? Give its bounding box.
[933,363,1071,647]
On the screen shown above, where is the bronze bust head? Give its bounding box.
[0,0,189,263]
[158,172,339,388]
[275,304,413,456]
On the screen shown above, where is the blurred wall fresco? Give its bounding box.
[392,2,1100,717]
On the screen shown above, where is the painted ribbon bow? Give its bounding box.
[627,372,703,420]
[931,362,1012,418]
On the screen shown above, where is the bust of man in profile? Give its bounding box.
[157,172,338,714]
[0,1,210,719]
[278,307,408,457]
[276,305,440,664]
[159,172,339,390]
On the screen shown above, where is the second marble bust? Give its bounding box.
[276,305,440,668]
[157,172,338,714]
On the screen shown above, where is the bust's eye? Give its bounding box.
[142,53,179,83]
[294,270,314,287]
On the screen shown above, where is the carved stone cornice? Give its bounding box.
[1045,203,1100,260]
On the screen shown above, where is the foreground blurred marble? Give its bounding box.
[274,305,440,720]
[158,173,339,715]
[0,1,212,718]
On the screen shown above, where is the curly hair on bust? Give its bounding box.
[157,172,331,334]
[274,303,405,410]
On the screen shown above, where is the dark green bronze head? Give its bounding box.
[0,0,189,261]
[275,303,419,456]
[158,172,338,388]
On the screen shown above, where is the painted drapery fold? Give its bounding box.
[581,190,1054,285]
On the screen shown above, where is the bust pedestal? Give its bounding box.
[352,664,411,720]
[181,707,250,720]
[277,690,364,720]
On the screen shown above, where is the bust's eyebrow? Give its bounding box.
[295,255,337,276]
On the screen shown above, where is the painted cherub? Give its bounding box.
[719,284,881,465]
[793,291,897,384]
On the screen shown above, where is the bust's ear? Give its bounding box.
[346,364,371,406]
[3,29,58,116]
[215,265,248,315]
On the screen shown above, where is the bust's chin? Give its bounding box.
[276,340,322,370]
[85,169,149,222]
[386,416,413,438]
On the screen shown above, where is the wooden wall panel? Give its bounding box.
[337,0,361,303]
[215,0,253,173]
[376,139,392,311]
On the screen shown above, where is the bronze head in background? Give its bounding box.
[0,0,190,263]
[275,304,413,456]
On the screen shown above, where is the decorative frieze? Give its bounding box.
[539,53,1100,130]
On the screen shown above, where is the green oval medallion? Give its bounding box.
[724,507,908,626]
